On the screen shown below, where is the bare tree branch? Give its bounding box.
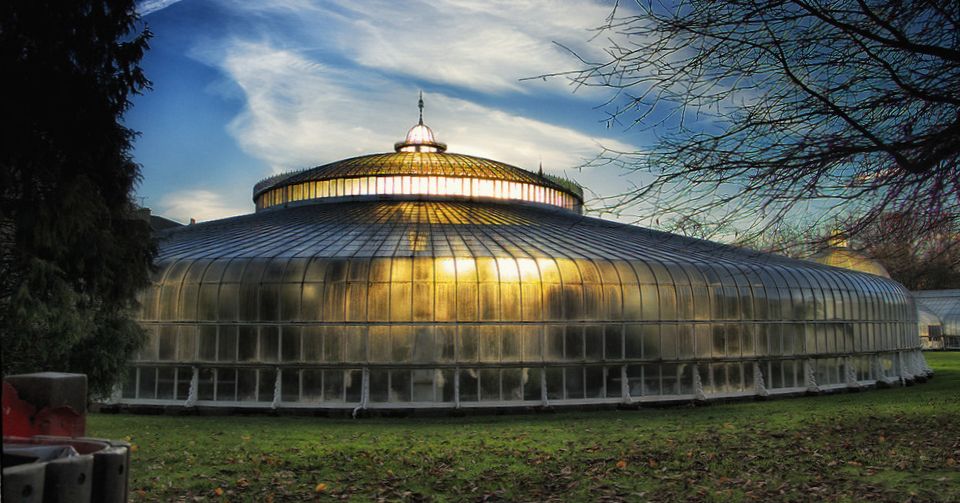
[540,0,960,245]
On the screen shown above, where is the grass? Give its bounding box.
[89,353,960,502]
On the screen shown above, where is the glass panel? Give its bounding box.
[412,369,435,402]
[300,283,323,321]
[238,326,257,361]
[391,326,412,361]
[502,368,523,400]
[437,326,456,362]
[521,326,541,362]
[677,324,694,358]
[502,328,521,362]
[157,367,175,399]
[643,365,661,396]
[198,368,214,400]
[177,326,197,361]
[604,325,623,360]
[198,325,217,361]
[459,326,478,362]
[158,326,176,361]
[625,324,643,359]
[260,326,280,362]
[218,284,239,321]
[439,369,456,402]
[216,369,237,401]
[412,326,435,362]
[281,370,300,402]
[544,325,564,361]
[280,284,300,320]
[459,369,479,401]
[198,285,218,321]
[260,285,280,321]
[302,326,322,362]
[369,326,391,362]
[605,366,622,398]
[390,282,412,322]
[523,368,541,401]
[138,367,157,399]
[480,369,500,401]
[302,370,323,401]
[479,326,499,362]
[585,366,604,398]
[642,325,660,359]
[324,370,345,402]
[564,367,584,399]
[695,324,712,358]
[345,328,365,362]
[585,325,603,360]
[343,369,363,403]
[565,327,584,360]
[660,324,678,359]
[661,364,678,395]
[237,370,257,401]
[282,327,301,362]
[218,326,237,361]
[545,367,563,400]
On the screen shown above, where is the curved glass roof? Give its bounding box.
[157,200,902,284]
[252,101,584,213]
[254,153,582,200]
[260,152,569,189]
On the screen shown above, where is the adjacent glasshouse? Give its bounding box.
[914,290,960,350]
[115,108,931,411]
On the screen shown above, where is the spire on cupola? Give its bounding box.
[395,91,447,153]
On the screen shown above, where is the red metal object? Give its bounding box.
[2,379,85,437]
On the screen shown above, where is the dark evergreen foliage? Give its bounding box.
[0,0,155,397]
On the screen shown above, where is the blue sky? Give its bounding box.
[128,0,654,223]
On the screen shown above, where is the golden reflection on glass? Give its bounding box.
[497,258,519,281]
[517,258,539,283]
[258,174,580,211]
[436,258,456,281]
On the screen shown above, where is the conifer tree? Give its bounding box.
[0,0,155,396]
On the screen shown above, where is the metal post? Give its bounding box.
[185,366,198,407]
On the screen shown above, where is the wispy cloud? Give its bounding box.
[136,0,185,17]
[221,0,616,95]
[159,189,249,222]
[213,41,637,183]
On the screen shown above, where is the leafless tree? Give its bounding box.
[543,0,960,240]
[847,211,960,289]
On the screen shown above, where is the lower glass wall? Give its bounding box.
[116,350,930,408]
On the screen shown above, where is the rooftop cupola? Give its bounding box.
[394,92,447,153]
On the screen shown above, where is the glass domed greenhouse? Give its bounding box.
[117,102,931,411]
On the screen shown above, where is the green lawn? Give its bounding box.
[89,353,960,502]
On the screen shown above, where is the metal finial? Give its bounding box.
[418,91,424,125]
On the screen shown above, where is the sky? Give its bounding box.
[128,0,654,224]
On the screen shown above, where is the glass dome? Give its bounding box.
[116,106,931,411]
[807,231,891,278]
